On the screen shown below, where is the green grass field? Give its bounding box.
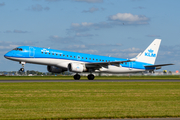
[0,82,180,119]
[0,75,180,80]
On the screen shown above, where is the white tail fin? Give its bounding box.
[136,39,161,65]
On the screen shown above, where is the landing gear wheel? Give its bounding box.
[74,74,81,80]
[149,70,155,74]
[19,62,26,73]
[87,74,95,80]
[19,68,25,72]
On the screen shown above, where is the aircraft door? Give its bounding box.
[129,62,133,70]
[29,47,35,58]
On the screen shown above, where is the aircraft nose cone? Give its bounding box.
[4,51,13,58]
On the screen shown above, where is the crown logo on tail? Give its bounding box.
[145,49,156,57]
[148,49,154,53]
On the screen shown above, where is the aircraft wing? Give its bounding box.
[85,60,135,68]
[144,64,174,67]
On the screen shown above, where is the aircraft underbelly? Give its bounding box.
[100,66,144,73]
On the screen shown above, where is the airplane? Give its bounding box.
[4,39,173,80]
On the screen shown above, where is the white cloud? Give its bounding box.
[81,22,94,26]
[48,33,96,45]
[4,30,28,33]
[104,47,142,58]
[27,4,50,11]
[74,0,103,3]
[69,13,149,33]
[0,44,17,50]
[121,47,141,52]
[83,7,99,13]
[70,22,113,32]
[71,23,80,27]
[109,13,149,22]
[66,44,86,49]
[70,22,95,32]
[71,22,94,29]
[75,33,94,37]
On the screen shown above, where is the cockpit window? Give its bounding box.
[13,48,23,51]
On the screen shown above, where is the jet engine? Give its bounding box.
[47,65,66,73]
[68,63,86,73]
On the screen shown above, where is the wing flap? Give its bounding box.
[85,60,135,68]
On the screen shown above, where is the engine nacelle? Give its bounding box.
[47,66,66,73]
[68,63,85,73]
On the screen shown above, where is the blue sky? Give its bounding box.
[0,0,180,72]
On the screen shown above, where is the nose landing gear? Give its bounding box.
[19,62,26,72]
[19,68,25,72]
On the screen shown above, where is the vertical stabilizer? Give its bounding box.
[136,39,161,65]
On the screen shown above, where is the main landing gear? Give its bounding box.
[19,62,26,72]
[74,73,81,80]
[87,74,95,80]
[73,73,95,80]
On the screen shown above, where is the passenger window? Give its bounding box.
[41,52,43,54]
[56,54,58,55]
[45,52,47,54]
[100,59,101,61]
[49,53,50,55]
[63,55,65,57]
[82,57,83,59]
[60,54,61,56]
[52,53,54,55]
[102,60,104,62]
[67,55,68,57]
[70,56,72,57]
[74,56,76,58]
[89,58,91,60]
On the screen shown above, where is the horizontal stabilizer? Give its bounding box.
[145,64,174,67]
